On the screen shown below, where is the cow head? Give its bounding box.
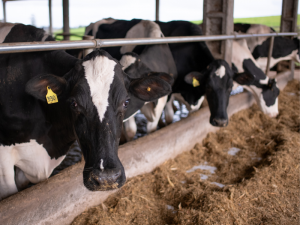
[119,52,174,120]
[25,50,172,191]
[293,37,300,63]
[242,77,280,118]
[184,59,254,127]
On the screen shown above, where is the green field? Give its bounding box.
[56,15,300,41]
[192,15,300,30]
[54,27,85,40]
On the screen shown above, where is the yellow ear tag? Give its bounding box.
[147,87,151,92]
[46,86,58,104]
[192,77,200,87]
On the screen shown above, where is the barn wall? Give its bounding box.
[0,71,293,225]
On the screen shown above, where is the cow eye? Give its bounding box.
[123,99,130,108]
[71,99,78,109]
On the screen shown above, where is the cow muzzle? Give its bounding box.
[84,168,125,191]
[211,118,228,127]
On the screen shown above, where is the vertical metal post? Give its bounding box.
[62,0,70,40]
[48,0,52,35]
[2,0,6,23]
[155,0,159,21]
[280,0,298,80]
[265,36,274,75]
[82,35,94,57]
[202,0,234,66]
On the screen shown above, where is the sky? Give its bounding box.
[0,0,299,29]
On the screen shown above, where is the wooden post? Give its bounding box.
[202,0,234,66]
[48,0,52,35]
[62,0,70,40]
[280,0,298,80]
[2,0,6,23]
[155,0,159,21]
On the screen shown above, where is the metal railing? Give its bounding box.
[0,32,297,54]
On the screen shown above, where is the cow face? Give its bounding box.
[232,57,280,118]
[25,50,172,191]
[184,60,235,127]
[120,52,174,120]
[293,38,300,63]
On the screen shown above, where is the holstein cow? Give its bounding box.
[0,23,172,199]
[234,23,300,71]
[86,19,177,141]
[232,38,280,117]
[155,20,254,126]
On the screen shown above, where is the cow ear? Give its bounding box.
[25,74,67,101]
[148,72,174,86]
[184,71,204,87]
[233,72,255,85]
[129,72,172,101]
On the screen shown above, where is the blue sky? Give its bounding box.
[0,0,299,28]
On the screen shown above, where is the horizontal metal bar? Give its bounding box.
[0,32,297,54]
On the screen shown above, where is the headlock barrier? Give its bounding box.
[0,29,298,225]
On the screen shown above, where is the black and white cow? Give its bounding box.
[234,23,300,71]
[232,38,280,117]
[155,20,254,127]
[0,23,172,199]
[86,19,176,140]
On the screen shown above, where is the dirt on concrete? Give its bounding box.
[71,79,300,225]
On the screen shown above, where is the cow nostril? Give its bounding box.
[91,169,122,187]
[213,118,228,127]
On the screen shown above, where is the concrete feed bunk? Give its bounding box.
[0,71,293,225]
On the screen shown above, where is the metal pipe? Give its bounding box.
[83,35,94,57]
[48,0,52,36]
[62,0,70,40]
[0,32,297,54]
[155,0,159,21]
[265,36,274,75]
[3,0,6,23]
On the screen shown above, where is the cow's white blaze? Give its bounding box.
[243,85,279,118]
[120,55,137,70]
[215,65,226,78]
[259,94,279,118]
[83,56,116,122]
[100,159,104,171]
[0,139,65,200]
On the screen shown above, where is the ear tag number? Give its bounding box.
[192,77,200,87]
[46,86,58,104]
[147,87,151,92]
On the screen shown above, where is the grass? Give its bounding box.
[191,15,300,31]
[55,15,300,40]
[54,27,85,40]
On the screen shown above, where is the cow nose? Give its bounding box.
[89,169,122,191]
[267,112,278,118]
[212,118,228,127]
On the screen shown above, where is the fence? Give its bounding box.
[0,32,297,54]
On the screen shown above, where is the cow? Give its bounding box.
[0,23,172,200]
[231,38,280,117]
[86,19,177,141]
[155,20,254,127]
[234,23,300,71]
